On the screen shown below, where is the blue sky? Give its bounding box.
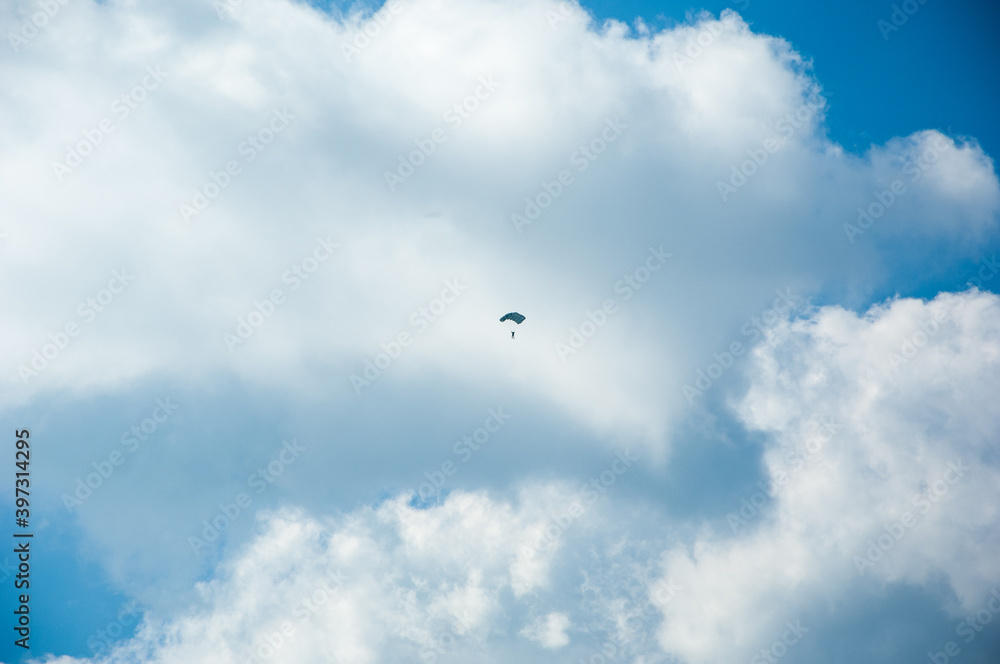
[585,0,1000,153]
[1,0,999,663]
[580,0,1000,308]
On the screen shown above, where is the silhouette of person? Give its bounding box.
[511,330,515,339]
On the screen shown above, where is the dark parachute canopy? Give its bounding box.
[499,312,526,324]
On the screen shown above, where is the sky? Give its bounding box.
[1,0,999,663]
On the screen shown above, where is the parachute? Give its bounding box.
[499,312,526,324]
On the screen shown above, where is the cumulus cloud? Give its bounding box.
[654,289,1000,663]
[3,0,996,451]
[3,0,999,662]
[29,488,617,664]
[22,292,1000,664]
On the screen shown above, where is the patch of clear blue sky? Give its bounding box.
[581,0,1000,160]
[0,513,138,664]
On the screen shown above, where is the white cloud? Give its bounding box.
[4,2,999,661]
[520,611,571,649]
[23,294,1000,664]
[30,487,594,664]
[3,0,996,455]
[654,289,1000,663]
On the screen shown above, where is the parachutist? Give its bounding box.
[500,312,525,338]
